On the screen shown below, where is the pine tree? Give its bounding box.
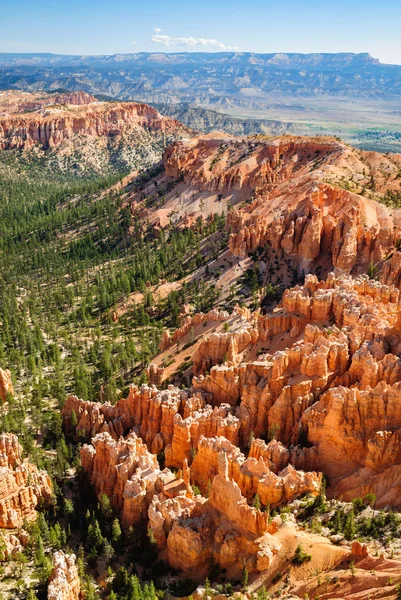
[102,539,114,563]
[70,409,78,429]
[111,518,122,547]
[344,508,356,540]
[242,566,249,590]
[87,518,104,554]
[204,578,211,600]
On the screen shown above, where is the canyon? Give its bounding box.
[160,134,401,274]
[3,89,401,598]
[57,119,401,593]
[62,271,401,573]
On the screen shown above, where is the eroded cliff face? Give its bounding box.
[67,392,317,574]
[0,433,52,528]
[54,128,401,582]
[190,435,321,507]
[161,135,401,275]
[47,551,81,600]
[189,273,401,506]
[80,431,176,529]
[64,385,240,469]
[0,100,188,151]
[0,90,97,114]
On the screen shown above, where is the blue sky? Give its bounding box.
[1,0,401,64]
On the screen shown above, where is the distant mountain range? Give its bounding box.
[1,51,401,104]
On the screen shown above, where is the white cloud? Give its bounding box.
[151,34,239,51]
[154,28,162,33]
[132,41,137,45]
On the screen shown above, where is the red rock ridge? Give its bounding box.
[0,90,97,114]
[162,135,401,274]
[0,100,190,150]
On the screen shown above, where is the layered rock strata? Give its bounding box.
[0,100,189,150]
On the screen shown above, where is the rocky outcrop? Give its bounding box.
[190,436,321,507]
[0,434,52,528]
[381,250,401,288]
[0,368,14,402]
[74,272,401,509]
[149,451,279,574]
[192,325,258,373]
[64,385,239,468]
[63,385,205,447]
[296,381,401,506]
[47,551,80,600]
[187,273,401,506]
[146,363,165,386]
[165,403,240,468]
[64,265,401,579]
[0,530,28,560]
[81,432,161,528]
[227,183,398,273]
[80,431,193,529]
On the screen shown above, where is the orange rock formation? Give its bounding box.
[149,451,280,574]
[80,431,195,529]
[161,135,401,274]
[0,95,189,150]
[0,433,52,528]
[189,273,401,505]
[66,269,401,579]
[64,385,240,467]
[56,127,401,584]
[190,435,321,507]
[0,368,14,402]
[47,551,81,600]
[0,90,96,113]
